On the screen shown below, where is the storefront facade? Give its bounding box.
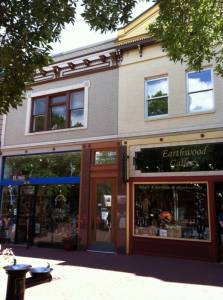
[0,151,80,247]
[125,135,223,261]
[117,5,223,261]
[0,39,127,252]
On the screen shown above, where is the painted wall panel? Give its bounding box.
[4,69,118,146]
[118,45,223,137]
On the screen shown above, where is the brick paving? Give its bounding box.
[1,245,223,300]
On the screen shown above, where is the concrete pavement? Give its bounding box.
[1,245,223,300]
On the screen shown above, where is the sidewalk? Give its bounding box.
[1,245,223,300]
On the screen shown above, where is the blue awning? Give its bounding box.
[0,176,80,186]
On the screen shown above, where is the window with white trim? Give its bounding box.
[31,89,85,132]
[145,77,168,117]
[187,68,214,113]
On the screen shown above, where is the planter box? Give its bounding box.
[63,236,78,251]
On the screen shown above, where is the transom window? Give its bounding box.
[145,77,168,117]
[187,68,214,113]
[31,89,85,132]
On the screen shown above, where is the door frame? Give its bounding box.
[88,177,117,248]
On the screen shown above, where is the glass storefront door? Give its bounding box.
[89,178,116,252]
[16,185,36,243]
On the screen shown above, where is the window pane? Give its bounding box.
[51,106,66,130]
[188,90,214,112]
[146,78,168,99]
[33,115,45,132]
[134,184,209,240]
[51,95,66,104]
[188,69,212,93]
[33,99,45,115]
[70,90,84,109]
[95,151,116,165]
[148,97,168,116]
[3,152,81,179]
[70,109,84,128]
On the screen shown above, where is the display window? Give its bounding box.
[134,183,210,241]
[3,152,81,180]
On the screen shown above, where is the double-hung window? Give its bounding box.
[31,89,85,132]
[187,69,214,113]
[145,77,168,118]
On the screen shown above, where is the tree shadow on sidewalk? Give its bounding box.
[7,245,223,288]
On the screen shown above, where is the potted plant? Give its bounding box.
[62,218,78,251]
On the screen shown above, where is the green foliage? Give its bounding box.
[1,0,223,114]
[0,0,77,114]
[4,152,81,179]
[81,0,139,32]
[149,0,223,76]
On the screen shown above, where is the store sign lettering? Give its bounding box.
[134,143,223,173]
[162,146,208,169]
[162,146,208,158]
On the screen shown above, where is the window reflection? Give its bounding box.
[70,90,84,128]
[187,69,213,113]
[95,151,116,165]
[70,110,84,128]
[51,106,66,130]
[189,91,214,112]
[3,152,81,179]
[145,77,168,117]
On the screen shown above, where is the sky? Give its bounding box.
[51,1,153,55]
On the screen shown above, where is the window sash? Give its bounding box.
[145,77,169,117]
[187,69,213,113]
[31,89,84,132]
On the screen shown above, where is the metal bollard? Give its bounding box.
[4,263,31,300]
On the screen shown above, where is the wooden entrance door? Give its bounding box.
[89,178,116,252]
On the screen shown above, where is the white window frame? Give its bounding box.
[25,80,90,135]
[144,76,169,119]
[186,68,214,114]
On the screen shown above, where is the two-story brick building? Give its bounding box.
[1,4,223,261]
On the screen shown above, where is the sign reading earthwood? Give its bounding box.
[134,143,223,172]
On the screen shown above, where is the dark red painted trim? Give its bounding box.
[129,175,223,182]
[129,176,222,261]
[29,65,118,87]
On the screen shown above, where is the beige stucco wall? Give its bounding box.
[4,69,118,147]
[118,44,223,137]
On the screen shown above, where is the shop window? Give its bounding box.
[31,89,85,132]
[134,183,209,241]
[94,151,117,165]
[0,186,18,242]
[145,77,168,117]
[3,152,81,180]
[187,68,214,113]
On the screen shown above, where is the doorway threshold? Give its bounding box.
[87,249,116,254]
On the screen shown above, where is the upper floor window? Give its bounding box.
[31,89,85,132]
[145,77,168,118]
[187,69,214,113]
